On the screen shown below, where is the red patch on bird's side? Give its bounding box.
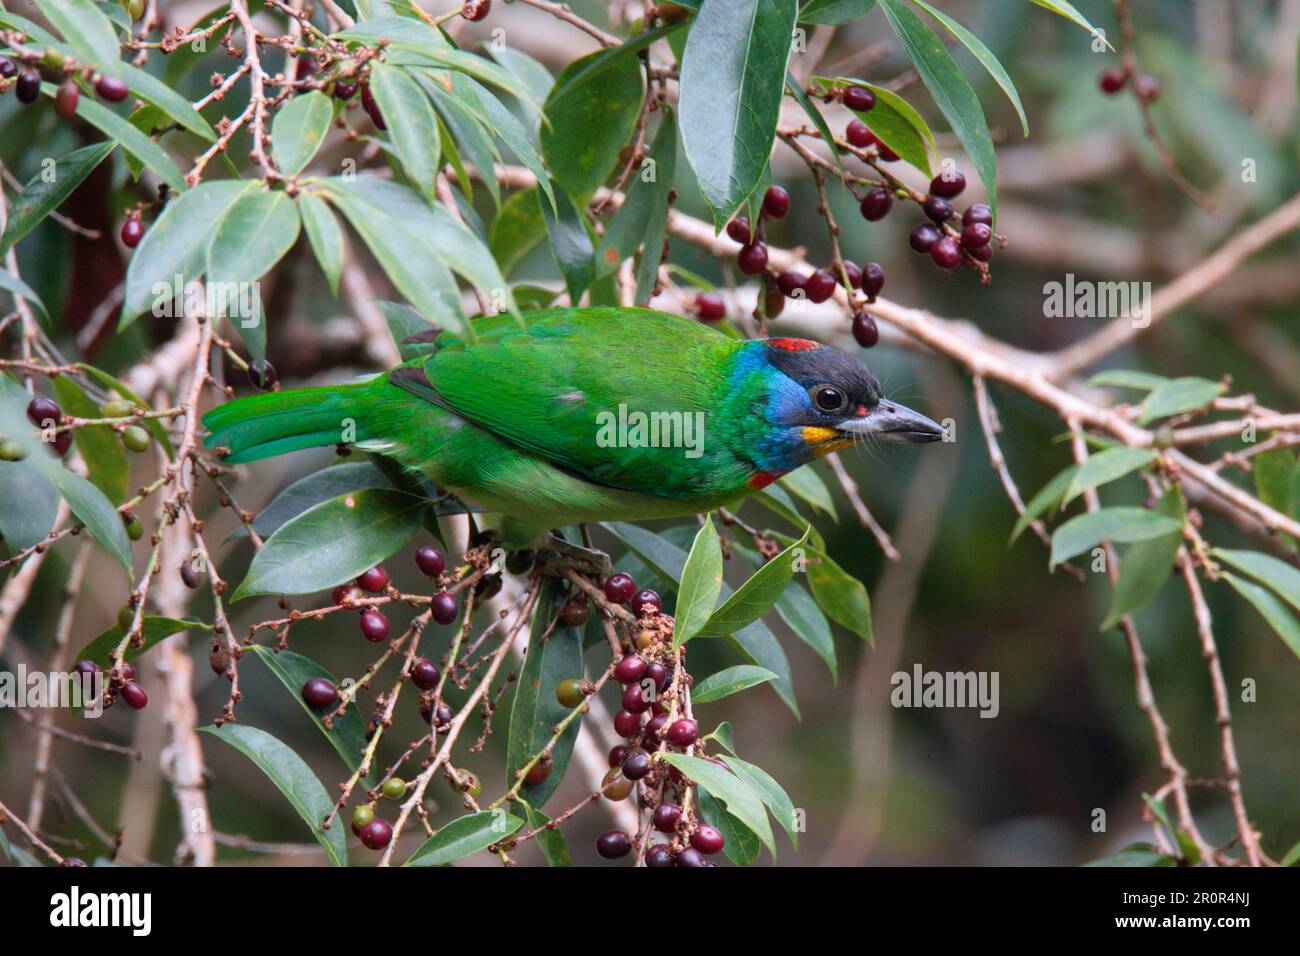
[748,470,786,489]
[767,337,820,352]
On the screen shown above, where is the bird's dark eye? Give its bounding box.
[812,385,847,413]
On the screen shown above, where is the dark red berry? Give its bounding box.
[963,203,993,227]
[356,565,390,593]
[646,845,675,867]
[645,712,670,741]
[247,359,277,390]
[462,0,491,21]
[666,718,699,747]
[634,589,662,617]
[804,269,836,304]
[16,71,40,104]
[676,847,708,867]
[762,185,790,219]
[119,662,138,683]
[693,292,726,321]
[622,683,650,714]
[360,608,389,642]
[120,682,148,710]
[909,223,941,253]
[691,824,725,854]
[614,654,647,685]
[596,830,631,859]
[359,818,393,850]
[411,658,441,691]
[332,584,360,606]
[852,311,880,348]
[621,749,651,780]
[26,396,60,427]
[930,170,966,198]
[95,74,129,102]
[301,677,339,710]
[868,130,899,162]
[726,217,752,243]
[523,755,552,786]
[1134,74,1159,101]
[645,662,669,691]
[180,561,202,589]
[1099,67,1127,94]
[73,659,100,678]
[961,222,992,249]
[431,591,458,625]
[0,59,15,79]
[930,235,961,270]
[653,803,682,833]
[415,546,445,577]
[737,242,768,276]
[614,709,641,738]
[333,80,357,100]
[54,81,78,118]
[117,218,144,249]
[922,195,954,223]
[776,270,806,298]
[859,187,892,221]
[861,262,885,299]
[838,261,862,290]
[968,242,994,263]
[843,86,875,111]
[360,82,385,130]
[845,118,872,148]
[433,703,453,727]
[603,572,636,604]
[608,744,629,767]
[559,599,590,627]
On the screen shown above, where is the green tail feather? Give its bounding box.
[202,380,376,463]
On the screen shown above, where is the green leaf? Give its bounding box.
[698,526,811,637]
[227,461,395,543]
[76,365,174,459]
[778,467,837,520]
[370,63,441,199]
[1027,0,1108,41]
[1049,508,1182,569]
[679,0,800,229]
[117,61,215,141]
[245,646,373,782]
[1253,447,1296,517]
[910,0,1029,136]
[75,615,211,669]
[631,116,678,304]
[205,190,301,324]
[1224,572,1300,660]
[490,187,547,276]
[692,665,778,703]
[72,94,185,194]
[1281,841,1300,867]
[201,724,347,867]
[405,810,523,866]
[232,489,427,600]
[539,184,595,304]
[48,467,133,577]
[271,90,334,178]
[505,578,584,808]
[1215,548,1300,616]
[596,116,676,280]
[0,456,58,553]
[418,72,499,210]
[803,546,872,644]
[1085,369,1169,391]
[877,0,997,217]
[720,754,799,848]
[0,267,49,324]
[41,0,121,72]
[1101,489,1184,630]
[541,41,646,201]
[0,142,115,254]
[296,192,344,296]
[673,515,725,645]
[1063,447,1155,505]
[800,0,877,25]
[1084,849,1175,867]
[659,753,775,857]
[120,180,256,328]
[698,788,761,865]
[1136,377,1224,425]
[50,376,127,504]
[1010,463,1078,542]
[815,76,936,174]
[785,73,843,173]
[520,802,570,867]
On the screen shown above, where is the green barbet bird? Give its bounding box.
[203,307,941,563]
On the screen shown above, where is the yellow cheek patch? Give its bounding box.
[800,427,854,457]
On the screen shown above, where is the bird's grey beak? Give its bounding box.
[836,400,945,443]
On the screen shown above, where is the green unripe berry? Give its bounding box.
[555,678,585,708]
[117,604,135,631]
[122,425,151,453]
[450,769,480,798]
[100,398,134,418]
[351,804,375,829]
[0,438,26,461]
[124,515,144,540]
[381,777,406,800]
